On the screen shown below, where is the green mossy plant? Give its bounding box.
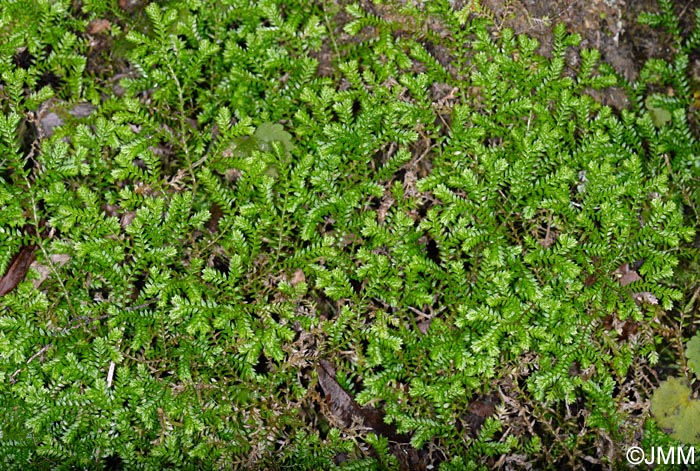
[0,0,699,469]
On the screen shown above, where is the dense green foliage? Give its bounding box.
[0,0,699,469]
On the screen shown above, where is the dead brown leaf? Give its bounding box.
[118,0,144,12]
[290,268,306,286]
[39,112,63,138]
[377,193,394,224]
[616,263,642,287]
[317,359,364,428]
[317,359,408,443]
[87,19,111,35]
[463,398,497,437]
[602,314,638,342]
[101,203,121,218]
[207,203,223,233]
[121,211,137,228]
[68,102,95,118]
[31,254,70,289]
[631,291,658,305]
[619,320,639,341]
[0,246,37,296]
[584,273,597,287]
[417,319,431,334]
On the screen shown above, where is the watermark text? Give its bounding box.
[626,446,695,466]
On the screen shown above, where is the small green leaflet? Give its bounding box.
[253,122,294,154]
[230,122,294,157]
[225,122,295,178]
[645,95,672,127]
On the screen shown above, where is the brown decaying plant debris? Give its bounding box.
[317,359,408,443]
[0,245,37,297]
